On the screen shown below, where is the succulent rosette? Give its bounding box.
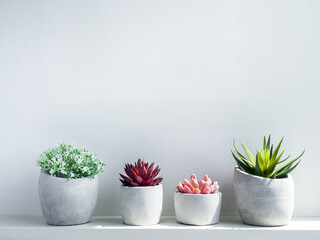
[120,159,163,186]
[176,174,219,194]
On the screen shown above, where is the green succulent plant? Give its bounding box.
[232,135,304,179]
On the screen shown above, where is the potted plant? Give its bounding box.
[232,135,304,226]
[37,143,105,225]
[174,174,221,226]
[119,159,163,226]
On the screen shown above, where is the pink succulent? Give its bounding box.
[176,174,220,194]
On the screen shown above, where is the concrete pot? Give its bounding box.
[233,167,294,226]
[174,191,222,226]
[39,171,99,226]
[121,184,163,226]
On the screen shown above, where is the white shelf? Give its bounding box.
[1,216,320,240]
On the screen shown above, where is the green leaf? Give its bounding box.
[267,135,271,149]
[256,149,267,171]
[233,141,254,167]
[265,149,285,175]
[260,148,270,168]
[269,137,284,164]
[233,140,246,158]
[231,151,255,174]
[275,150,305,173]
[267,169,277,178]
[240,142,256,165]
[276,160,301,178]
[277,154,291,164]
[255,151,265,177]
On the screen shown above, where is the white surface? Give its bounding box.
[0,216,320,240]
[1,0,320,217]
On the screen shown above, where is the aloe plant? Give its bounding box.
[232,135,304,179]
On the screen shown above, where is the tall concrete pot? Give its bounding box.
[121,184,163,226]
[174,191,222,225]
[233,167,294,226]
[39,171,99,226]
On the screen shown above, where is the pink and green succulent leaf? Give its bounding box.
[184,185,193,194]
[184,179,194,192]
[191,178,199,188]
[193,188,201,194]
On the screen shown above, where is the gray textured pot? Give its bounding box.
[39,171,99,226]
[174,191,222,226]
[233,167,294,226]
[121,184,163,226]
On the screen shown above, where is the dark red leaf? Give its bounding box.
[135,175,143,184]
[131,182,140,187]
[148,162,154,172]
[142,165,147,178]
[120,179,129,186]
[153,177,163,185]
[125,166,135,179]
[137,159,142,168]
[130,165,138,175]
[152,166,160,177]
[145,175,153,185]
[119,174,132,184]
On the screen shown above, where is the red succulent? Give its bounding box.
[120,159,163,186]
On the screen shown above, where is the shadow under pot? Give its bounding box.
[121,184,163,226]
[38,171,99,226]
[233,167,294,226]
[174,191,222,225]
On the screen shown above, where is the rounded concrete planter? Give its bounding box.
[233,167,294,226]
[174,191,222,226]
[121,184,163,226]
[39,171,99,226]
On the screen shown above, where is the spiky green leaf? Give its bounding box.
[240,142,256,165]
[269,137,284,163]
[276,160,301,178]
[255,151,265,177]
[267,135,271,149]
[231,151,255,174]
[275,150,305,173]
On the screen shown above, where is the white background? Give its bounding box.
[0,0,319,217]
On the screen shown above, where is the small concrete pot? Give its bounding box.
[39,171,99,226]
[174,191,222,226]
[121,184,163,226]
[233,167,294,226]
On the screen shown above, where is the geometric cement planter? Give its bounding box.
[121,184,163,226]
[174,191,222,225]
[233,167,294,226]
[39,171,99,226]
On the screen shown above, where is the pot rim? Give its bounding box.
[40,170,98,181]
[234,166,292,181]
[121,184,163,189]
[174,191,221,197]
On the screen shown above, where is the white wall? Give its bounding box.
[0,0,320,217]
